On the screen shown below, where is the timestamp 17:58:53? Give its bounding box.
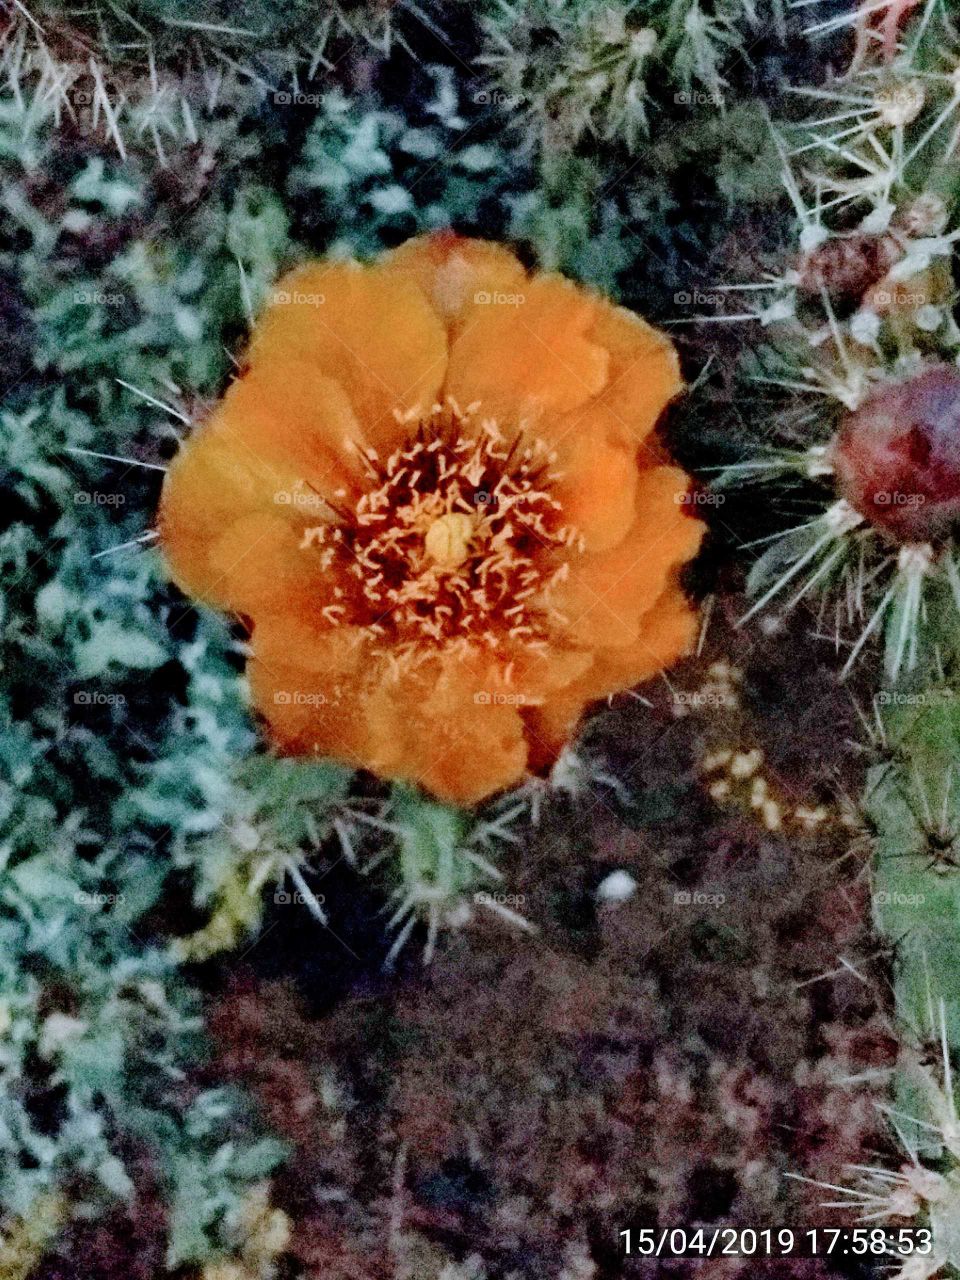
[618,1226,933,1258]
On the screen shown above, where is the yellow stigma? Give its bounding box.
[424,512,475,569]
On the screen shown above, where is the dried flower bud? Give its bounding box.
[863,269,933,315]
[797,233,902,301]
[875,79,925,126]
[899,193,949,237]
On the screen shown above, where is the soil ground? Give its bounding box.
[195,588,898,1280]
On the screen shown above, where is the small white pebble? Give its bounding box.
[596,870,638,905]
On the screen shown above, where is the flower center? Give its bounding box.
[424,512,475,569]
[301,405,579,666]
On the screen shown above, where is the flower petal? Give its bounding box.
[488,645,593,702]
[252,617,368,674]
[248,260,447,446]
[444,275,609,420]
[159,368,366,607]
[218,358,369,494]
[203,512,330,616]
[582,303,683,447]
[248,661,375,769]
[385,232,528,335]
[549,411,638,552]
[363,656,529,804]
[525,585,698,767]
[160,433,294,609]
[545,467,704,648]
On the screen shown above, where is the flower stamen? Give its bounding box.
[304,406,570,666]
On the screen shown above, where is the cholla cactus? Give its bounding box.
[479,1,659,150]
[727,14,960,1263]
[798,1005,960,1279]
[865,685,960,1049]
[724,0,960,681]
[478,0,778,152]
[0,0,407,161]
[170,756,357,963]
[379,787,534,965]
[0,2,251,160]
[722,6,960,1080]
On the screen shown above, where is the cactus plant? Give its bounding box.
[722,4,960,1269]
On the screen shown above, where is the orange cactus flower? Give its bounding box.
[159,234,704,805]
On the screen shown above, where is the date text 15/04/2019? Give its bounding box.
[618,1227,933,1258]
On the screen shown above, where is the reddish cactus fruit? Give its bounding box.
[831,365,960,543]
